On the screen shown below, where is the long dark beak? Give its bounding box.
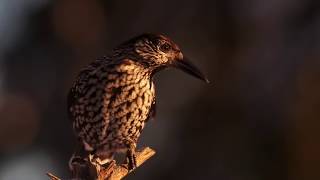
[172,56,209,83]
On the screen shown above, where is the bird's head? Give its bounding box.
[118,33,209,83]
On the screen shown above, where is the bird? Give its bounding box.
[67,33,209,170]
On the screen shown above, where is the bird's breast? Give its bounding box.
[97,64,155,146]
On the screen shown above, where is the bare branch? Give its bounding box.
[46,172,61,180]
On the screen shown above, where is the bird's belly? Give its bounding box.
[97,82,155,151]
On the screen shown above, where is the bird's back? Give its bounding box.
[68,58,155,155]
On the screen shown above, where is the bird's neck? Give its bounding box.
[100,49,167,79]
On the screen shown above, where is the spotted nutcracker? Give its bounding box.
[68,33,208,169]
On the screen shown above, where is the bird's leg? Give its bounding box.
[126,142,137,170]
[68,153,76,171]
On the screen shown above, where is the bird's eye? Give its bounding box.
[160,43,172,52]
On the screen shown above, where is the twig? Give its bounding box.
[46,172,61,180]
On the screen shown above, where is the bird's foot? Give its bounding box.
[68,153,87,171]
[88,154,100,174]
[86,154,116,178]
[88,154,107,173]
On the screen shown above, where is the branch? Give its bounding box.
[47,147,155,180]
[46,172,61,180]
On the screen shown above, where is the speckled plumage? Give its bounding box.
[68,58,155,156]
[68,33,208,168]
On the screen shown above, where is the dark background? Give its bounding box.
[0,0,320,179]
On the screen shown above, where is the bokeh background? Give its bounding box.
[0,0,319,179]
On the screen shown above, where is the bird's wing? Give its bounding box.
[67,60,111,147]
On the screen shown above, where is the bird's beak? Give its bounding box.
[172,53,209,83]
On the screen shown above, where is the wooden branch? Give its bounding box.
[47,147,155,180]
[46,172,61,180]
[105,147,155,180]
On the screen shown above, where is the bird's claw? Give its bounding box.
[68,153,87,171]
[88,154,113,174]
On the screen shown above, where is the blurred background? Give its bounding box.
[0,0,319,179]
